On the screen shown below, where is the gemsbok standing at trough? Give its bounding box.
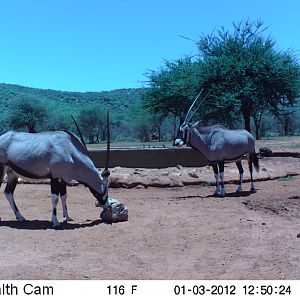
[174,90,259,197]
[0,112,127,228]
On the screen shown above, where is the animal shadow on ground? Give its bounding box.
[0,219,107,230]
[205,190,257,198]
[174,189,255,201]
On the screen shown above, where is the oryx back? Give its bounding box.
[191,124,255,162]
[0,131,94,182]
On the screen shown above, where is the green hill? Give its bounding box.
[0,83,145,117]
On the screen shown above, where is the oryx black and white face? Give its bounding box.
[89,182,109,206]
[174,123,190,147]
[174,89,208,147]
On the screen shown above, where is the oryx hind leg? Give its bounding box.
[212,164,220,196]
[4,170,25,222]
[218,161,226,197]
[235,160,244,193]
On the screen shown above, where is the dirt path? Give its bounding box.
[0,171,299,280]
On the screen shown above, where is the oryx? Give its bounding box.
[174,90,259,197]
[0,116,121,228]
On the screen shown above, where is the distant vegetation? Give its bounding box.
[145,19,300,140]
[0,83,155,141]
[1,19,300,142]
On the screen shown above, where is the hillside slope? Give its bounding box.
[0,83,145,118]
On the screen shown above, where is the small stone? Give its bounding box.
[188,171,199,178]
[135,184,146,189]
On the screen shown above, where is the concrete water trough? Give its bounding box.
[88,147,208,169]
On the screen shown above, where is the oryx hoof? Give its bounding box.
[219,190,226,198]
[51,219,61,229]
[16,214,26,222]
[236,187,242,194]
[52,223,62,230]
[213,190,220,197]
[250,188,256,193]
[63,216,73,223]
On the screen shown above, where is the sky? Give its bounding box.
[1,0,300,92]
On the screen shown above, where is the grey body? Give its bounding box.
[188,124,255,162]
[0,130,109,227]
[175,123,259,196]
[174,90,259,196]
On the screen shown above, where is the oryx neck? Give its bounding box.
[189,125,210,153]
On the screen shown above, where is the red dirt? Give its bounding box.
[1,157,299,280]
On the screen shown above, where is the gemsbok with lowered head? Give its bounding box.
[0,113,127,228]
[174,90,259,197]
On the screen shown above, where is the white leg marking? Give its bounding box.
[219,172,226,197]
[213,173,220,195]
[4,192,25,221]
[61,194,73,222]
[51,194,60,228]
[236,173,243,193]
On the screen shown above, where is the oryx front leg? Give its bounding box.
[59,181,73,222]
[50,178,61,228]
[4,171,25,222]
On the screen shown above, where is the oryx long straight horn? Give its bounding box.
[188,88,212,123]
[71,115,87,150]
[101,110,110,178]
[184,89,203,124]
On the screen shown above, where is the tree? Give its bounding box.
[8,96,49,132]
[144,19,300,138]
[144,56,203,123]
[197,19,300,135]
[77,105,106,143]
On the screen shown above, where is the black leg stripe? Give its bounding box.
[60,182,67,196]
[212,164,218,174]
[51,178,60,195]
[236,161,244,174]
[218,161,225,173]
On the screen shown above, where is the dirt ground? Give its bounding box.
[0,158,300,280]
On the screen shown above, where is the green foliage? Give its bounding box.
[144,57,203,122]
[144,19,300,138]
[197,19,300,133]
[0,83,147,141]
[77,105,106,143]
[8,96,49,132]
[1,19,300,141]
[130,103,163,142]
